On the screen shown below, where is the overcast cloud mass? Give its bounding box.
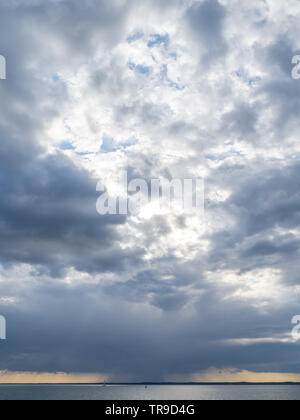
[1,0,300,382]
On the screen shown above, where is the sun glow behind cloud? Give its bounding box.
[169,369,300,384]
[0,371,109,384]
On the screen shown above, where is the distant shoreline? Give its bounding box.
[1,382,300,386]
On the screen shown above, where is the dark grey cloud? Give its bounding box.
[203,160,300,285]
[0,0,143,278]
[103,268,190,312]
[266,37,295,77]
[0,272,299,381]
[186,0,227,65]
[0,130,141,277]
[222,102,259,139]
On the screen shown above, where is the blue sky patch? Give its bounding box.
[249,76,262,87]
[127,32,144,43]
[148,34,169,49]
[205,151,243,161]
[59,141,75,151]
[101,137,117,153]
[128,61,151,75]
[52,73,60,83]
[160,64,184,90]
[235,70,262,87]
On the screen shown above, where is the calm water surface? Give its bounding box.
[0,384,300,400]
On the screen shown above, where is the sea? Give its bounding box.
[0,384,300,400]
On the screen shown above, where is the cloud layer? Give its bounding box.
[0,0,300,381]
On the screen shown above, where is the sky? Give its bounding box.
[0,0,300,383]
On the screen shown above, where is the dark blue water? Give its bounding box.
[0,384,300,400]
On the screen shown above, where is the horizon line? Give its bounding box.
[1,382,300,386]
